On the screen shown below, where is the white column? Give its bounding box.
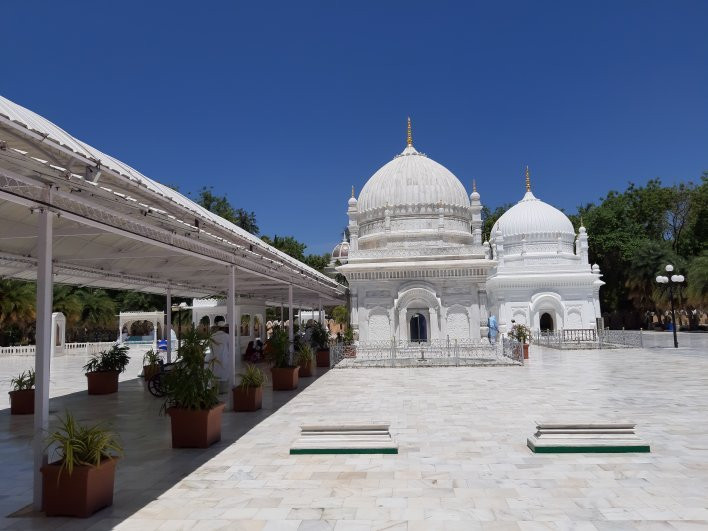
[33,209,53,510]
[318,298,323,325]
[429,308,438,341]
[165,287,172,363]
[288,285,294,359]
[226,265,236,408]
[152,320,158,352]
[235,303,241,361]
[398,308,407,342]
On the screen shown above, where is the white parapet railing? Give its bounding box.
[0,341,116,357]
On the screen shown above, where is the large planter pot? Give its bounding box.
[9,389,34,415]
[316,348,330,367]
[167,403,225,448]
[523,344,529,359]
[271,367,299,391]
[143,364,160,381]
[233,386,263,412]
[298,359,315,377]
[86,371,119,395]
[41,458,118,517]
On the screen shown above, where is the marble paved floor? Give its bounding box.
[1,336,707,530]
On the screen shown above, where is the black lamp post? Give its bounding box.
[656,264,685,348]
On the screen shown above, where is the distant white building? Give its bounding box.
[337,120,604,342]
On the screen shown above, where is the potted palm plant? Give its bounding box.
[296,344,315,377]
[83,344,130,395]
[233,364,266,412]
[508,323,531,359]
[41,411,122,517]
[142,349,161,381]
[9,369,35,415]
[311,321,330,367]
[267,327,298,391]
[161,328,224,448]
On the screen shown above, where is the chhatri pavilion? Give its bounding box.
[337,120,604,342]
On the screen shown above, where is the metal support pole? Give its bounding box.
[288,285,294,362]
[33,209,53,510]
[318,298,323,325]
[669,282,678,348]
[165,287,172,363]
[227,265,237,408]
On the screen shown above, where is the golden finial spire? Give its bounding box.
[525,165,531,192]
[351,185,355,198]
[472,179,477,193]
[407,116,413,147]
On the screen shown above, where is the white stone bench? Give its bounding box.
[527,423,650,453]
[290,423,398,454]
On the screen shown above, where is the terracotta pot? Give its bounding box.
[167,403,225,448]
[9,389,34,415]
[143,364,160,381]
[271,367,299,391]
[41,458,118,517]
[523,343,529,359]
[233,386,263,412]
[86,371,119,395]
[298,359,315,377]
[316,348,330,367]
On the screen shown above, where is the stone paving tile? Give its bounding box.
[2,338,708,529]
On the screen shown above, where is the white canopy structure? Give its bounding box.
[0,94,345,510]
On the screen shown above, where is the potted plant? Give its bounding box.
[311,321,330,367]
[161,328,224,448]
[83,344,130,395]
[233,364,266,412]
[267,327,298,391]
[9,369,35,415]
[296,344,315,377]
[41,411,122,517]
[508,323,531,359]
[142,349,161,381]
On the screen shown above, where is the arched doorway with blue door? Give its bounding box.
[409,313,428,343]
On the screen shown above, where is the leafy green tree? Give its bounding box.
[261,235,307,261]
[332,306,348,327]
[481,204,512,241]
[118,292,163,311]
[0,279,36,343]
[195,186,259,235]
[303,253,331,273]
[625,241,679,313]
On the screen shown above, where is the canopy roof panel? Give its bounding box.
[0,95,345,306]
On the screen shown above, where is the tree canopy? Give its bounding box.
[261,234,331,274]
[194,186,259,235]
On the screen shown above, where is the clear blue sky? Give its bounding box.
[2,1,707,254]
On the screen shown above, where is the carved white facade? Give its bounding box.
[337,123,604,342]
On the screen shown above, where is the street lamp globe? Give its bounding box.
[665,264,674,272]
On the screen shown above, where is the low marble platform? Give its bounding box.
[290,423,398,454]
[527,422,651,453]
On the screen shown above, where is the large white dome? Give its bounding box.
[357,145,470,213]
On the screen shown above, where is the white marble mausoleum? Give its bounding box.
[337,120,604,342]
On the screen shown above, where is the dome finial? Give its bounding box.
[472,179,477,193]
[525,165,531,192]
[351,185,355,198]
[407,117,413,147]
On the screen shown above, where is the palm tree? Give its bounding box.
[625,241,678,313]
[686,253,708,309]
[77,289,116,328]
[0,279,36,343]
[53,285,82,326]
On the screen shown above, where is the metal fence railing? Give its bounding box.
[330,337,523,368]
[534,328,643,349]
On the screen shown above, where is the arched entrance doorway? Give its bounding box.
[540,312,554,332]
[410,313,427,342]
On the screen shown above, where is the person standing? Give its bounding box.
[487,315,499,344]
[210,319,232,394]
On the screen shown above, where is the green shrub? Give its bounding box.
[238,364,267,389]
[46,411,122,477]
[267,327,293,368]
[10,369,35,391]
[295,344,314,365]
[83,344,130,373]
[161,328,219,412]
[142,349,160,366]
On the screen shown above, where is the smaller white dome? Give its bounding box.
[492,190,574,239]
